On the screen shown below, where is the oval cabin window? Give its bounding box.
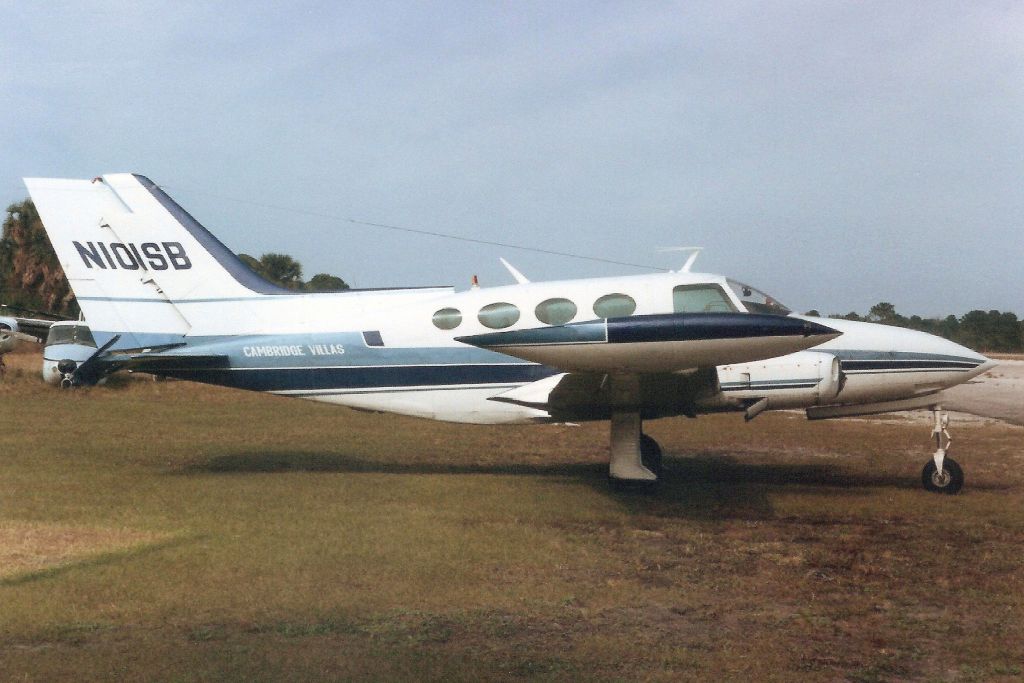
[593,293,636,319]
[432,307,463,330]
[478,302,521,329]
[535,298,577,326]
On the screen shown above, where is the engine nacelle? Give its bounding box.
[717,350,843,409]
[0,317,19,354]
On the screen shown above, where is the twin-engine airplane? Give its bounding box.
[25,174,994,493]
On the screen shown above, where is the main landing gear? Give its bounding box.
[608,411,663,490]
[606,375,663,489]
[922,406,964,494]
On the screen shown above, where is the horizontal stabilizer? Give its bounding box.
[118,353,228,373]
[90,344,228,375]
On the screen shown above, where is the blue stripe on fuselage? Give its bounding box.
[93,330,557,392]
[160,363,557,392]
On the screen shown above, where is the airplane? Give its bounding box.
[42,319,100,387]
[0,306,58,375]
[0,306,97,385]
[24,173,995,494]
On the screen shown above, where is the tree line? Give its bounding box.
[806,302,1024,353]
[2,199,1020,351]
[1,199,348,317]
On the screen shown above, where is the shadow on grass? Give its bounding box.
[0,534,205,587]
[176,449,977,516]
[174,448,1011,521]
[183,450,912,486]
[182,451,602,477]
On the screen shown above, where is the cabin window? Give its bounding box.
[593,293,636,319]
[672,284,737,313]
[432,307,463,330]
[478,302,521,329]
[535,298,577,326]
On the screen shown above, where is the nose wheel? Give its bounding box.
[922,407,963,494]
[922,457,963,494]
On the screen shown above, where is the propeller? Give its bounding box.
[62,334,121,388]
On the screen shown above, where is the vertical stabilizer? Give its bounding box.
[24,174,285,346]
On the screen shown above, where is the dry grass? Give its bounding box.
[0,521,166,580]
[1,348,1023,681]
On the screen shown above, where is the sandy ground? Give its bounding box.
[943,359,1024,426]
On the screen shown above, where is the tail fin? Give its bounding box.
[24,173,286,347]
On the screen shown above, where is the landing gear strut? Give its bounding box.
[608,415,664,490]
[921,406,963,494]
[607,375,660,489]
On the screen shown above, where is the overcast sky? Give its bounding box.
[2,1,1021,315]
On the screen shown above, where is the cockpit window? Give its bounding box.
[45,324,97,348]
[673,284,737,313]
[727,280,791,315]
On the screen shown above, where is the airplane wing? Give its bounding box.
[457,312,839,373]
[460,312,839,421]
[1,316,57,343]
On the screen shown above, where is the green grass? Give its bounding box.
[1,351,1023,681]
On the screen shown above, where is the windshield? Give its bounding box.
[727,280,791,315]
[45,324,97,348]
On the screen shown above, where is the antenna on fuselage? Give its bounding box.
[499,258,530,284]
[657,247,703,272]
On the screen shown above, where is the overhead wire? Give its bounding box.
[159,183,668,272]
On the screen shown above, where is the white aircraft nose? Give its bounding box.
[958,346,997,381]
[798,315,995,390]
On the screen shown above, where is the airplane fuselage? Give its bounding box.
[82,270,991,424]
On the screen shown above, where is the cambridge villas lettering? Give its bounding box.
[73,241,192,270]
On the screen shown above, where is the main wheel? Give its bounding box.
[921,457,964,494]
[640,433,663,476]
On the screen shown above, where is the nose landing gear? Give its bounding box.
[922,406,963,494]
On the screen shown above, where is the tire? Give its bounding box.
[922,457,964,494]
[640,433,663,476]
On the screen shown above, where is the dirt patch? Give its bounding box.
[0,521,164,580]
[943,359,1024,426]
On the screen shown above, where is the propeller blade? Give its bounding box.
[70,334,121,385]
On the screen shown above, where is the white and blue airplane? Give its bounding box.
[25,173,994,493]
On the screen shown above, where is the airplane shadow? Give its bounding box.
[177,449,968,521]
